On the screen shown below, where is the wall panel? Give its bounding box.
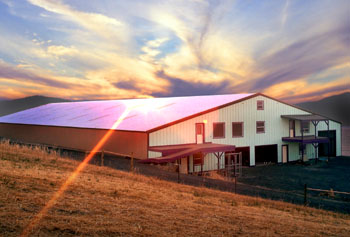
[0,123,148,159]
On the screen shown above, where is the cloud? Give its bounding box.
[47,45,78,57]
[27,0,127,41]
[279,82,350,103]
[153,70,230,97]
[251,21,350,91]
[0,0,348,104]
[280,0,290,27]
[0,60,72,88]
[113,80,138,91]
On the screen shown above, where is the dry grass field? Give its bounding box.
[0,141,349,236]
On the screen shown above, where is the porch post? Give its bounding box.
[301,121,304,162]
[312,120,319,163]
[326,120,330,161]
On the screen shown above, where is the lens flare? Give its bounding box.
[21,106,134,237]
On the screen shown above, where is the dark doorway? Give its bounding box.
[318,130,336,157]
[255,144,278,164]
[229,147,250,166]
[289,120,295,137]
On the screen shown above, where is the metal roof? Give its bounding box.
[282,135,329,144]
[141,143,236,164]
[281,114,329,121]
[0,94,254,132]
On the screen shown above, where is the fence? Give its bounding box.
[304,184,350,205]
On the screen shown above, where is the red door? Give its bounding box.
[195,123,205,144]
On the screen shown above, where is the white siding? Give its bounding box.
[148,151,162,158]
[149,95,341,170]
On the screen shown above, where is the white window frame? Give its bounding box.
[256,121,265,133]
[257,100,264,110]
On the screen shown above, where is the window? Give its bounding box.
[213,122,225,138]
[193,153,204,165]
[256,121,265,133]
[257,100,264,110]
[301,121,310,133]
[232,122,244,137]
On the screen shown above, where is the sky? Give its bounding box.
[0,0,349,103]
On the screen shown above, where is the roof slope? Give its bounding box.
[0,94,254,132]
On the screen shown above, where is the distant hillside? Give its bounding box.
[0,95,70,117]
[297,92,350,126]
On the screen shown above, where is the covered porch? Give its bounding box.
[141,143,236,174]
[281,114,331,162]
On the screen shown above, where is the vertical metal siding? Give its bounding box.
[148,151,162,158]
[149,96,341,170]
[0,124,149,159]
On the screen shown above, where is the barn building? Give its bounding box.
[0,93,342,173]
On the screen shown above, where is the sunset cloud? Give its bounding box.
[0,0,348,103]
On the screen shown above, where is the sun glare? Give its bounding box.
[20,105,138,237]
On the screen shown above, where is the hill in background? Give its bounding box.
[296,92,350,126]
[0,95,70,117]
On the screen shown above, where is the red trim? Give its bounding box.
[147,93,260,133]
[146,132,149,159]
[141,143,236,164]
[0,122,148,133]
[150,142,200,150]
[195,123,205,143]
[1,93,341,135]
[232,122,244,137]
[256,121,265,133]
[146,93,341,133]
[213,122,225,139]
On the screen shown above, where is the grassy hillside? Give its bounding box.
[297,92,350,126]
[0,95,70,117]
[0,141,349,236]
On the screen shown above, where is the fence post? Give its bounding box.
[130,152,134,172]
[304,184,307,206]
[235,176,237,194]
[101,149,104,167]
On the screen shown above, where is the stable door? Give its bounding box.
[282,145,288,163]
[195,123,205,144]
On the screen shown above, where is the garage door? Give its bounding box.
[255,144,278,164]
[318,130,336,157]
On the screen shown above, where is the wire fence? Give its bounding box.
[304,184,350,206]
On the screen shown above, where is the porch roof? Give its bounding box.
[282,135,329,144]
[140,143,235,164]
[281,114,329,121]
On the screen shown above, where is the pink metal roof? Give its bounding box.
[0,94,254,132]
